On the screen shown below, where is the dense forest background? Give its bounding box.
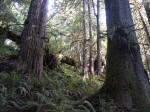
[0,0,150,112]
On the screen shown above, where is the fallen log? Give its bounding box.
[0,27,79,69]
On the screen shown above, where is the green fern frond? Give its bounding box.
[84,100,96,112]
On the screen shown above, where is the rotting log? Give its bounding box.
[0,27,79,69]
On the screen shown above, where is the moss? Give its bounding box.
[104,27,150,110]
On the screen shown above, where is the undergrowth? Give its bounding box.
[0,65,104,112]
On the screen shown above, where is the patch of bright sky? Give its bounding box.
[100,9,106,27]
[48,0,55,17]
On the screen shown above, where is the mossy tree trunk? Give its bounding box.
[104,0,150,110]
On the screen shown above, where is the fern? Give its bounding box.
[35,92,49,103]
[84,100,96,112]
[78,105,91,112]
[0,93,7,107]
[17,86,29,96]
[0,84,7,94]
[22,101,39,111]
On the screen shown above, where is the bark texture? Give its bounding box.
[83,0,89,78]
[139,11,150,44]
[144,0,150,24]
[20,0,48,78]
[33,0,48,77]
[20,0,42,75]
[97,0,102,75]
[88,0,95,75]
[104,0,150,110]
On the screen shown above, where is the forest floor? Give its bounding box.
[0,47,149,112]
[0,62,104,112]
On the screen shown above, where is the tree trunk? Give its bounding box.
[88,0,95,75]
[104,0,150,110]
[91,0,102,75]
[83,0,89,79]
[92,0,97,17]
[139,11,150,71]
[144,0,150,24]
[145,54,150,71]
[139,10,150,44]
[32,0,48,77]
[20,0,48,78]
[144,49,150,71]
[20,0,42,75]
[97,0,102,75]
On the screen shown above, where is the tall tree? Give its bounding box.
[91,0,102,75]
[20,0,48,78]
[103,0,150,110]
[83,0,89,79]
[88,0,95,75]
[97,0,102,75]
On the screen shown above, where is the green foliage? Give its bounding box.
[0,65,103,112]
[0,0,109,111]
[45,37,70,54]
[0,42,18,57]
[0,4,18,24]
[99,99,114,112]
[77,100,96,112]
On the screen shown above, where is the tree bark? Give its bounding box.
[91,0,102,75]
[33,0,48,77]
[144,0,150,24]
[104,0,150,110]
[145,54,150,71]
[20,0,42,75]
[139,10,150,44]
[20,0,48,78]
[88,0,95,75]
[139,11,150,71]
[97,0,102,75]
[82,0,89,79]
[91,0,97,17]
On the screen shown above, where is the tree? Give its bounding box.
[20,0,48,78]
[96,0,102,75]
[140,1,150,44]
[83,0,89,79]
[139,10,150,45]
[144,0,150,24]
[88,0,95,75]
[103,0,150,110]
[91,0,102,75]
[130,1,150,72]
